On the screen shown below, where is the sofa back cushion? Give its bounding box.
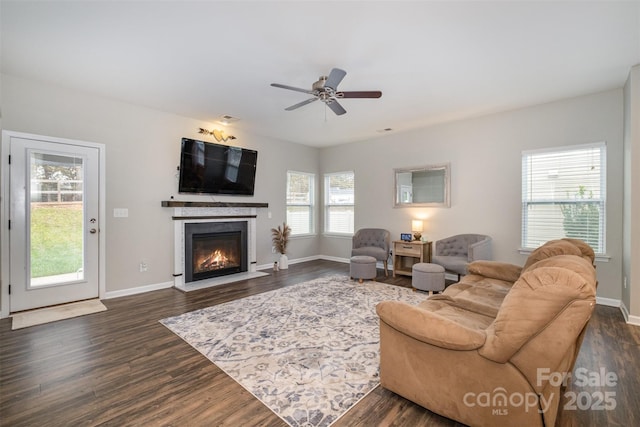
[562,238,596,264]
[478,261,596,364]
[525,254,597,285]
[522,240,582,272]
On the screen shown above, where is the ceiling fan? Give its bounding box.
[271,68,382,116]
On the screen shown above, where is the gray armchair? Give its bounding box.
[352,228,391,276]
[431,234,492,280]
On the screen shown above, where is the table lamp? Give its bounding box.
[412,219,423,241]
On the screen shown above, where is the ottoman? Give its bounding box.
[412,262,445,294]
[350,255,377,283]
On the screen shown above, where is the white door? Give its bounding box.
[8,135,100,312]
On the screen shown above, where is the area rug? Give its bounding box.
[11,299,107,330]
[160,275,426,427]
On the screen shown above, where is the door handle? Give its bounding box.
[90,228,97,234]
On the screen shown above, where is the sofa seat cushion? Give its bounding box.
[434,277,511,317]
[431,255,468,275]
[377,300,490,350]
[416,299,495,331]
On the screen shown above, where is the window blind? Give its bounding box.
[286,171,314,235]
[324,172,355,234]
[521,142,606,253]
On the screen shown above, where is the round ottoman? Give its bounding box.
[412,263,445,294]
[350,255,377,283]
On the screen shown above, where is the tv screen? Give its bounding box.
[178,138,258,196]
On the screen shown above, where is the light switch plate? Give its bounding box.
[113,208,129,218]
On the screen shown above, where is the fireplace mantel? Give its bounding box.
[167,203,268,291]
[161,200,268,208]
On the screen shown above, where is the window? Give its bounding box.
[522,142,606,254]
[286,171,314,235]
[324,171,355,235]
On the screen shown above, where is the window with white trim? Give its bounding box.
[286,171,314,235]
[521,142,606,254]
[324,171,354,235]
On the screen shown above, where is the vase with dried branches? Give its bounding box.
[271,222,291,269]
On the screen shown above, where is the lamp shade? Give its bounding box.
[411,220,424,232]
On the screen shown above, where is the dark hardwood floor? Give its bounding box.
[1,260,638,426]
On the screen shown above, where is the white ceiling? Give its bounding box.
[2,1,639,147]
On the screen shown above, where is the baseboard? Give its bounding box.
[619,301,640,326]
[318,255,349,264]
[620,301,630,322]
[103,281,174,299]
[317,255,392,273]
[256,255,324,271]
[627,314,640,326]
[595,296,620,307]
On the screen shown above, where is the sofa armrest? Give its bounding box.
[376,301,486,350]
[467,260,522,283]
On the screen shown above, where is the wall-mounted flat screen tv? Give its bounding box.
[178,138,258,196]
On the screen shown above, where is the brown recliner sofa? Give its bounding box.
[376,239,597,427]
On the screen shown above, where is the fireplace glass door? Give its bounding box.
[184,221,248,283]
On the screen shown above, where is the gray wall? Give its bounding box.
[320,89,624,301]
[0,73,631,314]
[0,73,320,297]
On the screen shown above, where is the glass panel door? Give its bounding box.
[29,152,85,287]
[9,135,100,313]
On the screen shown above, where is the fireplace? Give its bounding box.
[184,221,248,283]
[166,203,268,292]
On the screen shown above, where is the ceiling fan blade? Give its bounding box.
[338,91,382,99]
[285,97,318,111]
[326,100,346,116]
[271,83,314,95]
[324,68,347,90]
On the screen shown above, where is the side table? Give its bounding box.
[392,240,432,277]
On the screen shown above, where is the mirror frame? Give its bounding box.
[393,163,451,208]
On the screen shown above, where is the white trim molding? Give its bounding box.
[103,281,174,299]
[0,130,106,319]
[595,296,621,307]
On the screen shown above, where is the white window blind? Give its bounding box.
[324,171,354,235]
[286,171,314,235]
[521,142,606,254]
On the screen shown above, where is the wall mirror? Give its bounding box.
[394,163,451,208]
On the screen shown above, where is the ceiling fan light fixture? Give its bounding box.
[271,67,382,116]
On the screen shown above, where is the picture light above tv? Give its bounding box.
[178,137,258,196]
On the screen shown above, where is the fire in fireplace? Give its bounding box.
[185,221,248,283]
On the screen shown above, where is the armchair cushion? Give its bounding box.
[351,228,391,263]
[432,234,492,276]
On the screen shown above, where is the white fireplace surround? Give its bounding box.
[171,206,268,292]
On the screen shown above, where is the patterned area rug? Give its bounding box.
[160,275,426,427]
